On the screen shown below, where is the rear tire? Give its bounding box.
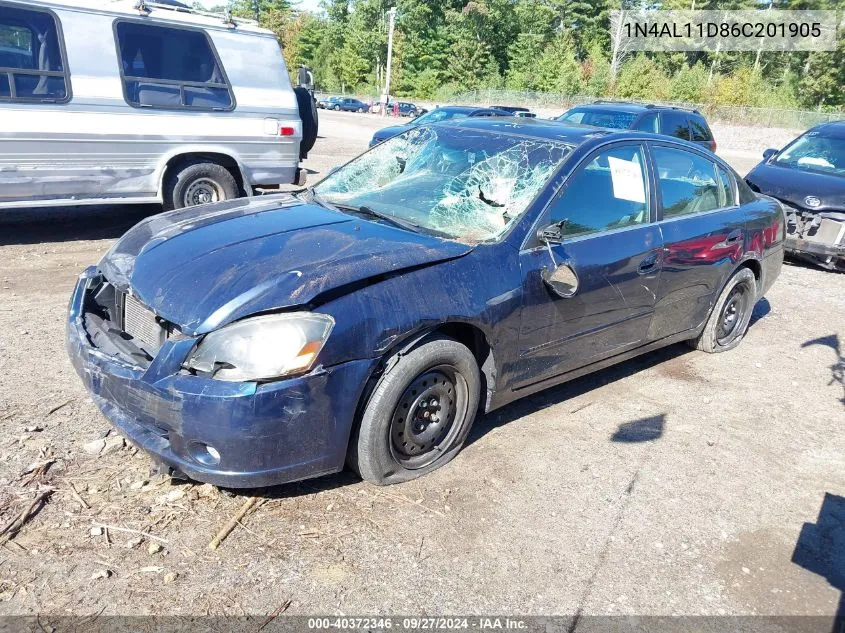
[163,160,239,210]
[348,336,481,486]
[688,267,757,353]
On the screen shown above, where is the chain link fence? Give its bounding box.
[450,89,844,130]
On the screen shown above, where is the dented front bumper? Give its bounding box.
[67,267,375,488]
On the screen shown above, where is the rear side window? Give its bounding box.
[653,146,722,218]
[659,111,691,140]
[633,112,658,133]
[115,21,233,111]
[690,115,713,142]
[0,4,69,102]
[549,144,650,238]
[558,108,639,130]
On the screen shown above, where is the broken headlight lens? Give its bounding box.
[184,313,334,382]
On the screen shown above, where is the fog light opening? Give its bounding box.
[189,442,221,466]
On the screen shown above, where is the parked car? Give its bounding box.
[317,96,343,109]
[329,97,370,113]
[557,102,717,152]
[745,121,845,271]
[492,105,537,118]
[0,0,316,211]
[371,101,422,117]
[68,117,783,488]
[369,105,512,146]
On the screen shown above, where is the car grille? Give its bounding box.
[122,293,169,354]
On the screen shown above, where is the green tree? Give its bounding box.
[536,33,583,94]
[615,55,670,100]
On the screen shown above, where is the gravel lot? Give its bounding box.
[0,111,842,622]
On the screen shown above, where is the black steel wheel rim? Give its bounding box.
[389,365,468,470]
[716,284,749,345]
[184,178,222,206]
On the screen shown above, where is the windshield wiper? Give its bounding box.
[333,203,424,234]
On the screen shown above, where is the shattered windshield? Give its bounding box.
[314,126,571,241]
[775,133,845,177]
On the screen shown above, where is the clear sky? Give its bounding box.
[196,0,324,13]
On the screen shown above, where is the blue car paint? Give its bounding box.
[68,119,784,488]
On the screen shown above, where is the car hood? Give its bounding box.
[746,162,845,212]
[371,124,412,143]
[99,194,473,335]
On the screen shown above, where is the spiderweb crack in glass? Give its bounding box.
[316,127,571,241]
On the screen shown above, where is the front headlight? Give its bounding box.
[184,313,334,382]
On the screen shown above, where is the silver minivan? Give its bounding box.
[0,0,317,210]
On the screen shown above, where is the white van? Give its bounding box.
[0,0,317,210]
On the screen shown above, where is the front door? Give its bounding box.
[513,143,664,388]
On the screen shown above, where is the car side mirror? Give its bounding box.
[536,220,567,244]
[542,262,579,298]
[763,148,778,161]
[537,219,579,298]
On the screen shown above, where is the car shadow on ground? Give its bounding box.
[749,297,771,328]
[0,205,162,246]
[610,414,666,443]
[792,492,845,632]
[219,346,691,501]
[802,334,845,407]
[467,342,691,448]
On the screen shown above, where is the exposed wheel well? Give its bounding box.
[161,153,246,198]
[739,259,763,295]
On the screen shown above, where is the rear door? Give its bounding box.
[514,142,663,387]
[649,142,748,336]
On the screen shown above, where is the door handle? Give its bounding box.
[726,229,744,243]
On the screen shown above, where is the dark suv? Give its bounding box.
[558,102,717,152]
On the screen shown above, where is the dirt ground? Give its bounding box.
[0,111,842,621]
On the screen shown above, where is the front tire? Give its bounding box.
[689,267,757,353]
[349,336,481,485]
[163,160,239,210]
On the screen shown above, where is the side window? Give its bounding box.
[0,4,69,102]
[115,21,232,110]
[548,145,650,239]
[659,111,691,140]
[633,112,658,133]
[653,146,722,218]
[716,165,735,207]
[690,115,713,142]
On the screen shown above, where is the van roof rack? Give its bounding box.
[132,0,260,28]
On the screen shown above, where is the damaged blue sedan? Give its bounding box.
[68,118,784,488]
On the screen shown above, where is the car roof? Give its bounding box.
[437,116,731,161]
[567,101,702,115]
[443,116,612,144]
[809,120,845,139]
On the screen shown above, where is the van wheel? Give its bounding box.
[689,268,757,353]
[164,161,239,210]
[348,336,481,486]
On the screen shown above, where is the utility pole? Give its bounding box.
[381,6,397,117]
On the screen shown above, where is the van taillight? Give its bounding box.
[709,139,717,152]
[279,127,295,136]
